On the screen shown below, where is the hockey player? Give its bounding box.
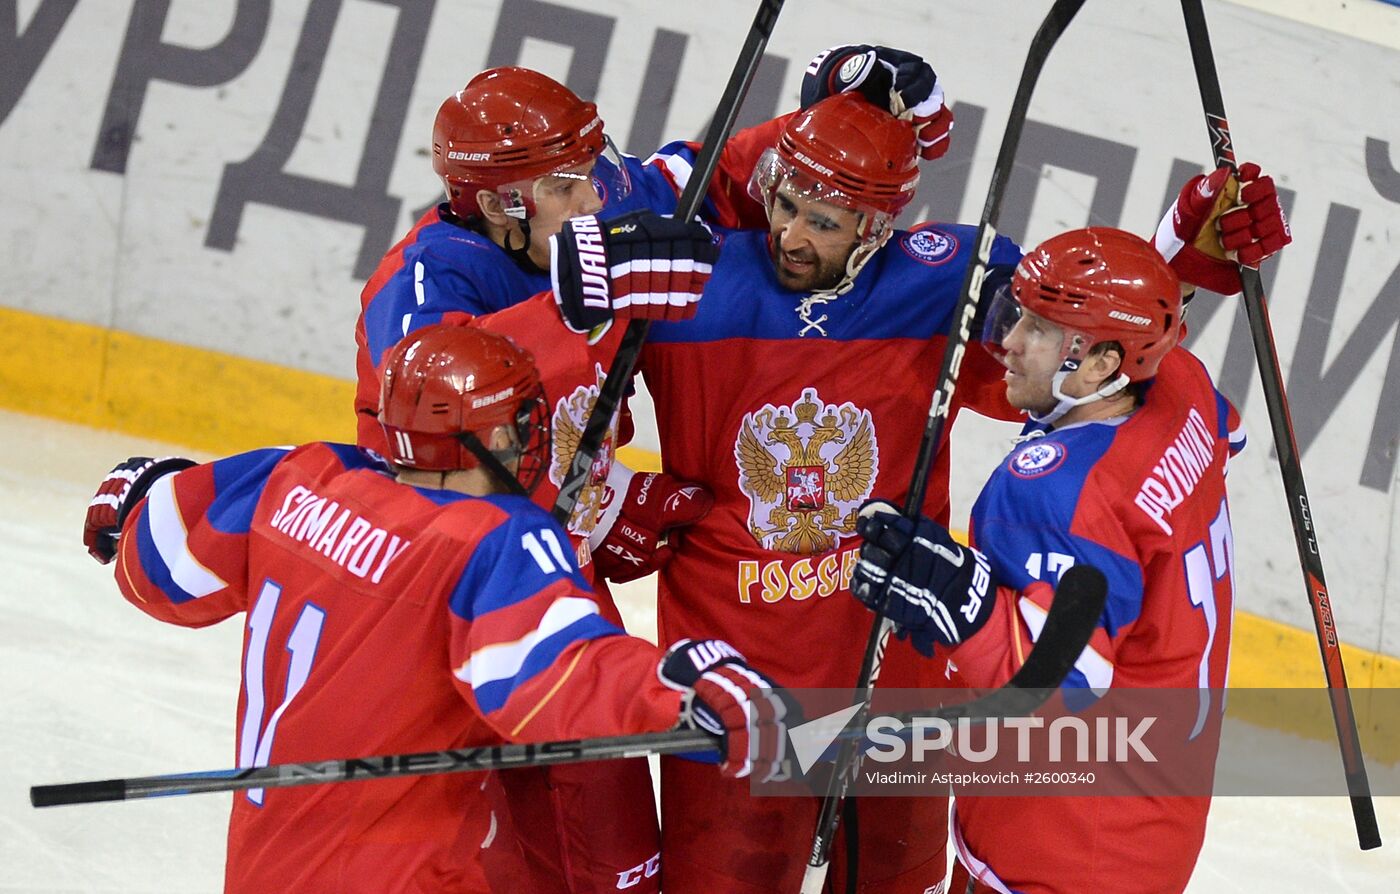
[609,81,1008,894]
[849,210,1288,891]
[355,65,750,889]
[80,324,788,894]
[354,66,741,585]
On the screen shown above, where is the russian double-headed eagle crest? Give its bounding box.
[548,363,617,538]
[734,387,879,554]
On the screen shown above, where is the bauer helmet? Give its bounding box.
[748,93,921,293]
[431,67,630,221]
[749,92,920,236]
[379,324,549,493]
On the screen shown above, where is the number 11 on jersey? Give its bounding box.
[239,579,327,805]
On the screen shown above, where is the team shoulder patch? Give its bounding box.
[1008,440,1067,478]
[899,227,959,266]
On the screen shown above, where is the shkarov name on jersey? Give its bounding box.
[268,485,412,583]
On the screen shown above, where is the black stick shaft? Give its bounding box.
[33,729,718,807]
[552,0,786,525]
[1179,0,1379,851]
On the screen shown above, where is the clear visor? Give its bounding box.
[748,147,873,214]
[981,282,1089,368]
[497,133,632,220]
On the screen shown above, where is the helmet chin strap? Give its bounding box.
[457,431,530,497]
[502,218,545,275]
[1028,362,1131,427]
[795,226,892,337]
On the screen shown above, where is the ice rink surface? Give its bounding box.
[3,408,1397,892]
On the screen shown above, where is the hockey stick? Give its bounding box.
[30,567,1104,809]
[552,0,785,525]
[803,2,1089,890]
[31,729,716,808]
[1178,0,1380,851]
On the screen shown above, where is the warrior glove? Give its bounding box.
[850,500,999,656]
[659,638,790,782]
[551,210,719,336]
[84,456,197,563]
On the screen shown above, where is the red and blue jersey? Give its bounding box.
[114,442,679,894]
[949,348,1245,894]
[638,223,1023,693]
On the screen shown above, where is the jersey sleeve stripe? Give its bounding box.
[456,595,601,688]
[468,612,621,715]
[950,806,1019,894]
[645,151,693,195]
[1215,389,1246,460]
[449,516,591,620]
[135,474,228,603]
[206,448,291,534]
[1227,427,1246,457]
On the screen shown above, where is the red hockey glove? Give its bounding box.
[906,87,954,162]
[659,638,790,782]
[590,465,714,583]
[1221,166,1291,267]
[551,210,720,336]
[801,44,953,161]
[1153,162,1292,296]
[84,456,196,563]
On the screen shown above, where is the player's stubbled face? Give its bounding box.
[998,307,1068,414]
[768,183,861,292]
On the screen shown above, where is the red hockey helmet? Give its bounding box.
[378,324,549,492]
[748,92,920,234]
[984,227,1182,382]
[431,67,628,221]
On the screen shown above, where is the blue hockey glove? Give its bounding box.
[850,500,999,655]
[801,44,953,160]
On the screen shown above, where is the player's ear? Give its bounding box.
[1084,342,1125,388]
[477,190,509,226]
[487,423,520,452]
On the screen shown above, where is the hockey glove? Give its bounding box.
[84,456,197,563]
[801,44,953,161]
[659,638,789,782]
[551,210,719,335]
[1153,162,1292,296]
[590,464,714,583]
[850,500,998,656]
